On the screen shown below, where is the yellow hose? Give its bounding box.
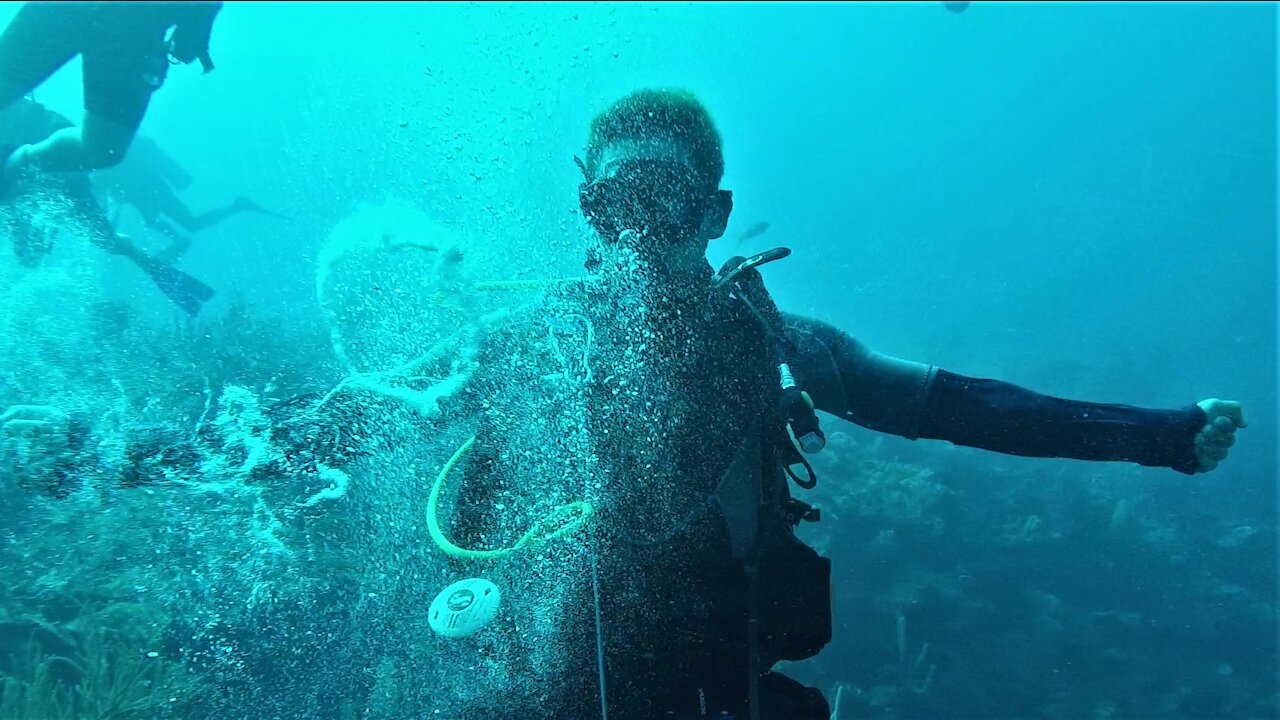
[427,435,594,560]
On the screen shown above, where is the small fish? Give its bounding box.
[943,1,970,12]
[734,221,771,245]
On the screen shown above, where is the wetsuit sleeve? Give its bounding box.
[783,314,1204,473]
[783,314,937,438]
[917,370,1205,474]
[168,2,223,70]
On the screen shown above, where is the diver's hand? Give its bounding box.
[1193,398,1246,473]
[1,405,72,471]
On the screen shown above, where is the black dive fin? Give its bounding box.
[129,252,216,316]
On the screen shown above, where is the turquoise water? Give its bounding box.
[0,3,1274,719]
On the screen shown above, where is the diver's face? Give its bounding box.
[580,138,715,247]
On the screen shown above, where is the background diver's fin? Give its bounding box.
[128,251,216,316]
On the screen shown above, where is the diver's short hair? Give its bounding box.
[585,89,724,192]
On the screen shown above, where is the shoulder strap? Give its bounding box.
[714,249,829,477]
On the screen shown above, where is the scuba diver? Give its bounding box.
[0,97,214,315]
[1,89,1246,719]
[94,135,284,264]
[425,89,1246,720]
[0,1,223,195]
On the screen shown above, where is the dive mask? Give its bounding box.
[577,157,710,244]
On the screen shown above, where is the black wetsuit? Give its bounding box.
[446,271,1204,720]
[0,1,222,129]
[790,317,1204,474]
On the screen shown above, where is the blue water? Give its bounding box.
[0,3,1274,719]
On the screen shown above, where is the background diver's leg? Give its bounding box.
[5,112,140,175]
[6,37,157,176]
[151,184,281,234]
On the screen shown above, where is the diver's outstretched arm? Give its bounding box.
[785,314,1244,474]
[911,369,1208,472]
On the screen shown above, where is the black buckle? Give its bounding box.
[712,247,792,294]
[781,497,821,526]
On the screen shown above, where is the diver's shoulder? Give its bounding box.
[780,310,837,339]
[779,310,873,362]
